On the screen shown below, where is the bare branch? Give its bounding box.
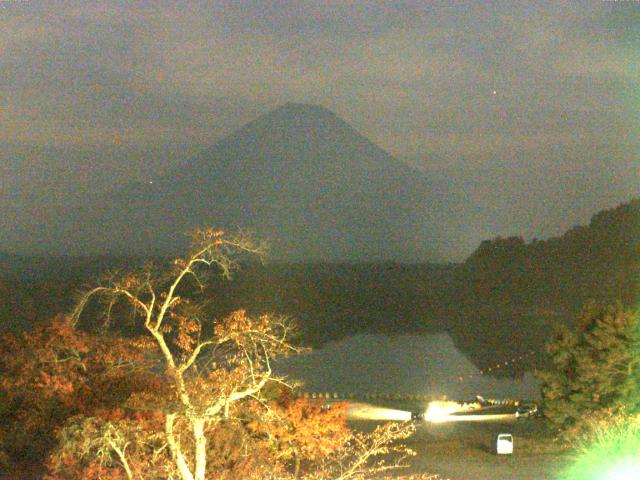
[177,340,216,374]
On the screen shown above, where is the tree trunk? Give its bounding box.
[293,451,301,479]
[109,441,133,480]
[193,418,207,480]
[166,413,195,480]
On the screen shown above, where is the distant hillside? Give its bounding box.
[9,103,453,262]
[443,198,640,374]
[200,262,454,348]
[199,198,639,375]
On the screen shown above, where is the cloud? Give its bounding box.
[0,0,636,157]
[0,0,637,258]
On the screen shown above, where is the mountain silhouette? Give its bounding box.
[24,103,452,260]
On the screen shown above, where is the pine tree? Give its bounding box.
[537,302,640,433]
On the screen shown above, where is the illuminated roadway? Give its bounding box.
[346,402,518,423]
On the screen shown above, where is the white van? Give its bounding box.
[496,433,514,455]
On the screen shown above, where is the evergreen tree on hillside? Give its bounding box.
[537,302,640,433]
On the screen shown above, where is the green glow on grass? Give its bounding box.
[603,461,640,480]
[559,415,640,480]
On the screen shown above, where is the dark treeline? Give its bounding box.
[1,198,638,377]
[202,261,456,346]
[443,198,639,374]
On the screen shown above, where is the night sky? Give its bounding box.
[1,1,638,259]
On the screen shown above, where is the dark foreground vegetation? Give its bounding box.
[0,229,440,479]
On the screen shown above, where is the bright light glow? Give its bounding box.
[423,401,515,424]
[604,461,640,480]
[560,416,640,480]
[346,403,412,421]
[424,401,463,423]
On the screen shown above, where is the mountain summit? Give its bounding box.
[16,104,450,260]
[193,102,401,173]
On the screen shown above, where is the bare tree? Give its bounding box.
[72,229,299,480]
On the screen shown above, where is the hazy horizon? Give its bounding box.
[1,1,638,261]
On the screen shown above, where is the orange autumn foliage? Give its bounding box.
[0,315,159,473]
[1,229,440,480]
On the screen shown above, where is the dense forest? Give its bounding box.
[444,198,639,374]
[1,198,638,377]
